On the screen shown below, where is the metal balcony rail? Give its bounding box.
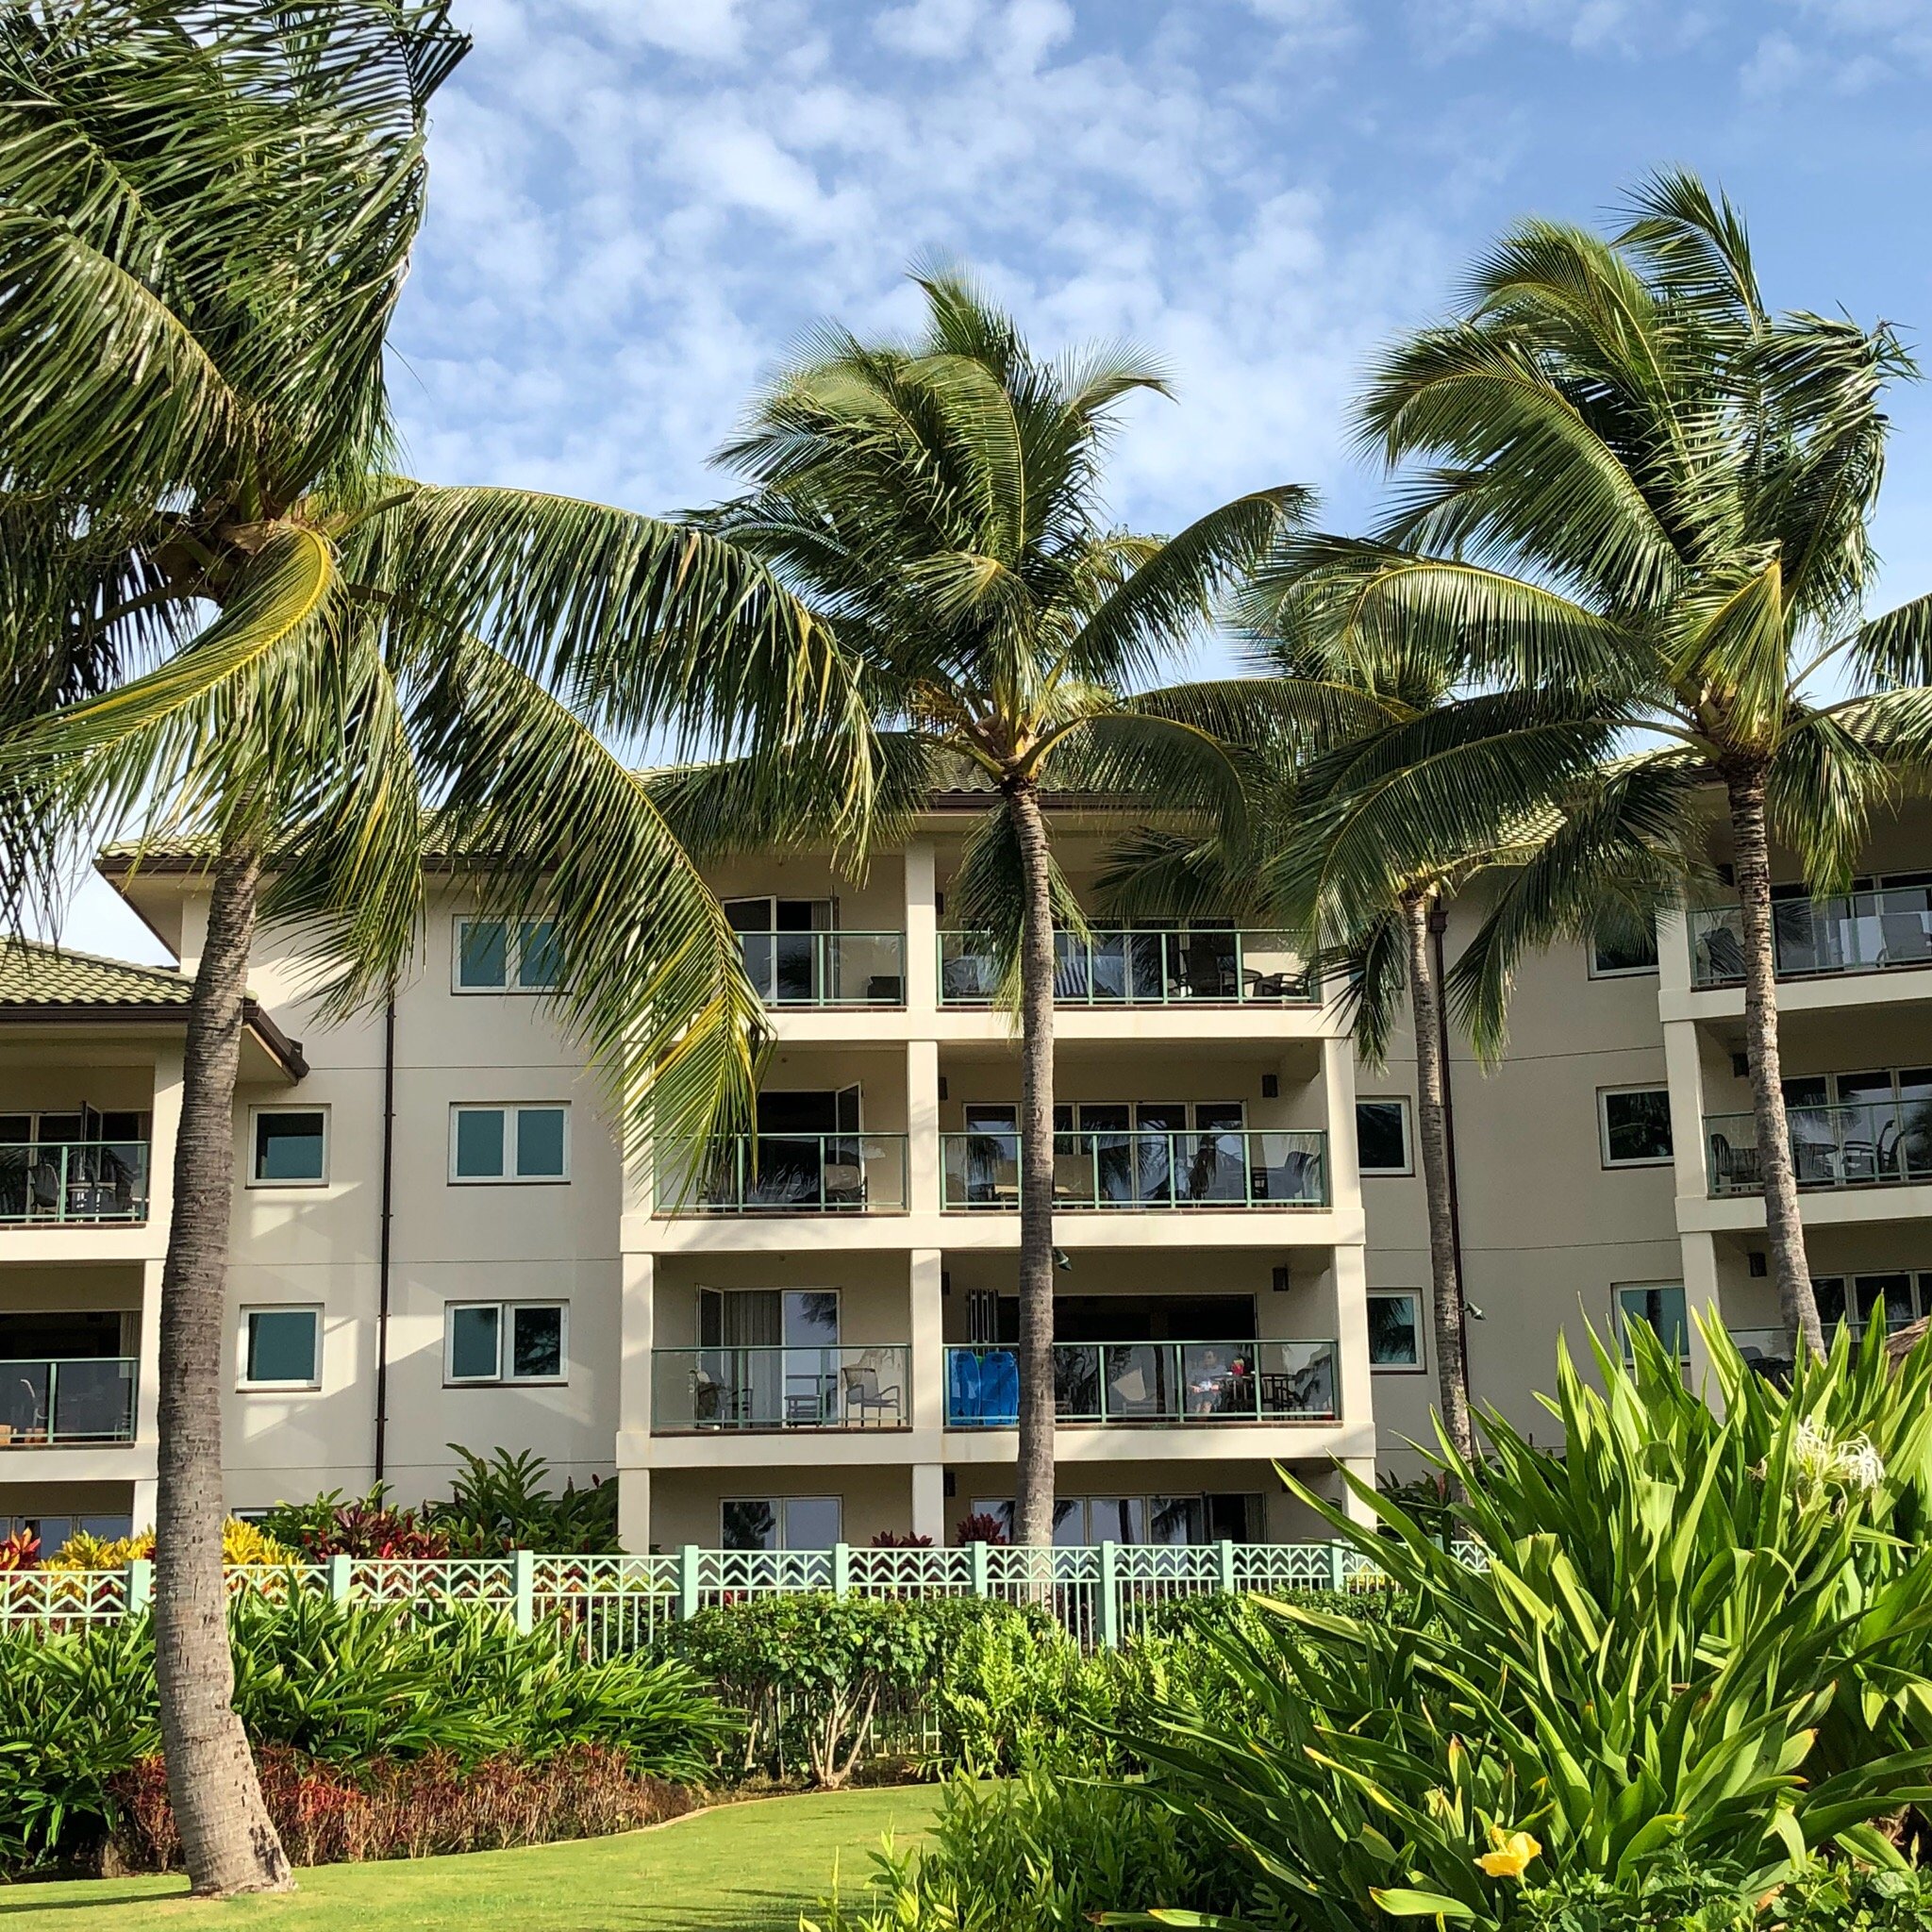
[652,1343,911,1431]
[736,931,907,1007]
[1706,1103,1932,1196]
[1690,886,1932,986]
[0,1141,150,1225]
[941,1128,1328,1209]
[938,928,1317,1007]
[0,1357,138,1445]
[654,1133,910,1213]
[945,1339,1339,1426]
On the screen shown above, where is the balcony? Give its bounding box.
[0,1141,150,1225]
[938,928,1316,1007]
[0,1357,138,1445]
[737,931,906,1008]
[941,1129,1328,1210]
[655,1134,909,1214]
[1705,1103,1932,1196]
[945,1339,1339,1426]
[652,1343,910,1431]
[1690,886,1932,987]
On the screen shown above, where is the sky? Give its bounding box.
[58,0,1932,964]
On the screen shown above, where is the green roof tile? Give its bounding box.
[0,941,191,1009]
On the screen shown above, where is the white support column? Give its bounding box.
[1339,1457,1378,1526]
[905,838,938,1020]
[908,1039,941,1215]
[908,1248,943,1434]
[911,1463,945,1543]
[146,1045,184,1251]
[1662,1013,1711,1211]
[135,1258,164,1450]
[1320,1034,1362,1216]
[1331,1239,1374,1451]
[617,1252,655,1552]
[1680,1228,1723,1408]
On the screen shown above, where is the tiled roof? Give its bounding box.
[0,941,191,1009]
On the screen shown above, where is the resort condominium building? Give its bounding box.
[3,792,1930,1550]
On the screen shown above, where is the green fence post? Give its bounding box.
[1098,1541,1120,1651]
[1217,1538,1236,1597]
[512,1548,535,1635]
[678,1544,700,1623]
[327,1553,352,1603]
[1327,1541,1348,1592]
[971,1540,990,1598]
[832,1541,851,1598]
[125,1557,153,1615]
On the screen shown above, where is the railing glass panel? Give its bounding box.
[938,929,1316,1006]
[1690,885,1932,985]
[944,1340,1338,1425]
[736,932,906,1007]
[0,1357,138,1443]
[1705,1101,1932,1195]
[941,1128,1327,1209]
[0,1142,150,1224]
[653,1344,910,1430]
[655,1134,909,1213]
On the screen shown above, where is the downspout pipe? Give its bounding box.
[373,989,396,1487]
[1427,903,1473,1402]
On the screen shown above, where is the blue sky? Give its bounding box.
[62,0,1932,962]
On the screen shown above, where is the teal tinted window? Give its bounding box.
[458,920,509,989]
[515,1107,566,1178]
[517,920,563,990]
[1368,1292,1422,1366]
[254,1111,325,1183]
[448,1305,501,1380]
[510,1305,563,1379]
[454,1108,506,1178]
[1618,1285,1689,1360]
[246,1308,318,1384]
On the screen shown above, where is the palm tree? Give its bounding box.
[1257,172,1932,1362]
[0,4,850,1894]
[698,272,1305,1545]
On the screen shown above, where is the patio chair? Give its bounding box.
[841,1352,904,1427]
[1879,911,1932,967]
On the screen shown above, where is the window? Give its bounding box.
[444,1302,567,1384]
[1599,1087,1674,1166]
[449,1104,569,1182]
[1591,921,1659,976]
[1356,1099,1412,1175]
[250,1108,327,1186]
[968,1493,1260,1545]
[721,1495,841,1549]
[1615,1284,1689,1361]
[1367,1291,1424,1369]
[242,1307,321,1388]
[454,917,563,992]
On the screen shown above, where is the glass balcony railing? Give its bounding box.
[0,1357,138,1444]
[941,1129,1328,1210]
[654,1134,909,1213]
[1705,1102,1932,1196]
[944,1339,1339,1426]
[1690,886,1932,986]
[736,931,906,1007]
[0,1141,150,1225]
[652,1343,910,1431]
[938,929,1316,1007]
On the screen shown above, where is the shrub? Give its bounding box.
[1123,1323,1932,1930]
[258,1488,451,1559]
[108,1741,692,1872]
[44,1519,300,1569]
[871,1531,933,1548]
[953,1513,1007,1545]
[0,1529,37,1570]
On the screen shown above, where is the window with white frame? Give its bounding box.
[720,1495,841,1550]
[1590,920,1659,977]
[1614,1283,1690,1361]
[249,1108,328,1185]
[454,917,564,992]
[1355,1098,1413,1175]
[240,1306,321,1388]
[444,1302,567,1384]
[1598,1086,1674,1167]
[449,1104,569,1182]
[1367,1291,1424,1369]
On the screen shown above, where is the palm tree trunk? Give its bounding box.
[1403,892,1474,1466]
[1724,768,1824,1360]
[1008,781,1058,1548]
[154,836,291,1896]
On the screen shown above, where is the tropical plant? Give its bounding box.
[1120,1323,1932,1931]
[1261,171,1932,1359]
[0,1529,38,1570]
[694,270,1304,1540]
[426,1444,620,1553]
[45,1520,300,1571]
[0,4,846,1890]
[258,1489,451,1560]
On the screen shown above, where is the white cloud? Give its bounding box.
[874,0,985,57]
[1740,28,1805,94]
[560,0,752,61]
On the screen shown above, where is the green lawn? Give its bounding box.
[0,1788,941,1931]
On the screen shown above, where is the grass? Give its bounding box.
[0,1787,942,1931]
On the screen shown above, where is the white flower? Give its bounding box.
[1790,1419,1884,1497]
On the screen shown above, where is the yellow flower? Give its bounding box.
[1474,1828,1541,1880]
